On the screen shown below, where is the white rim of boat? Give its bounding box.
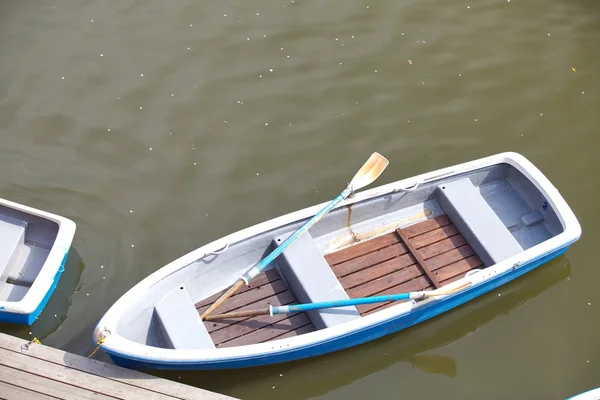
[0,198,76,315]
[94,152,582,363]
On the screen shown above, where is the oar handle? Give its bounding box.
[199,279,245,320]
[203,306,270,321]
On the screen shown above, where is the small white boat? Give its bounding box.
[94,152,581,370]
[567,387,600,400]
[0,197,76,325]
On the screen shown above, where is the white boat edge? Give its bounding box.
[94,151,582,367]
[0,198,77,324]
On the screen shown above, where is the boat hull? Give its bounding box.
[0,251,69,325]
[104,245,569,370]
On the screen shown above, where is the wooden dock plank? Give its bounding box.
[0,363,113,400]
[0,333,235,400]
[0,380,59,400]
[0,347,175,400]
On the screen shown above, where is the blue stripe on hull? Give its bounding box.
[0,251,69,325]
[106,246,568,370]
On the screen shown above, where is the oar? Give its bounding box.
[203,281,472,321]
[200,152,389,320]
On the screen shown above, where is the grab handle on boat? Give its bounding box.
[199,152,390,320]
[203,281,472,321]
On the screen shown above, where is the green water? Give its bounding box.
[1,1,599,398]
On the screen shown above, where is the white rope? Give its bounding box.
[206,242,230,256]
[395,181,422,192]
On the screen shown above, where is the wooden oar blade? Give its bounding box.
[349,152,389,191]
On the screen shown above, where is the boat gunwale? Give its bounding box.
[94,152,582,365]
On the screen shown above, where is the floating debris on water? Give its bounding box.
[408,60,412,65]
[572,67,577,72]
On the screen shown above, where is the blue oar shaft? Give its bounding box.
[272,292,415,315]
[241,188,352,284]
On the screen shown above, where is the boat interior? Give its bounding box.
[0,205,59,303]
[122,162,565,351]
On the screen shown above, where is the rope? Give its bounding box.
[395,181,422,192]
[88,329,110,358]
[208,242,229,255]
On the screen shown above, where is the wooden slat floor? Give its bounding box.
[196,269,316,348]
[325,214,483,316]
[0,333,235,400]
[198,214,483,347]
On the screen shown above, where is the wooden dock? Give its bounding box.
[0,332,236,400]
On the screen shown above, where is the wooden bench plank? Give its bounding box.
[357,278,432,315]
[195,269,281,308]
[425,245,476,271]
[435,255,483,282]
[410,224,459,249]
[347,264,424,298]
[340,253,416,290]
[205,291,297,334]
[397,228,442,288]
[401,215,451,238]
[418,235,468,260]
[324,232,400,265]
[332,242,408,278]
[210,304,299,345]
[196,279,289,315]
[219,313,313,348]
